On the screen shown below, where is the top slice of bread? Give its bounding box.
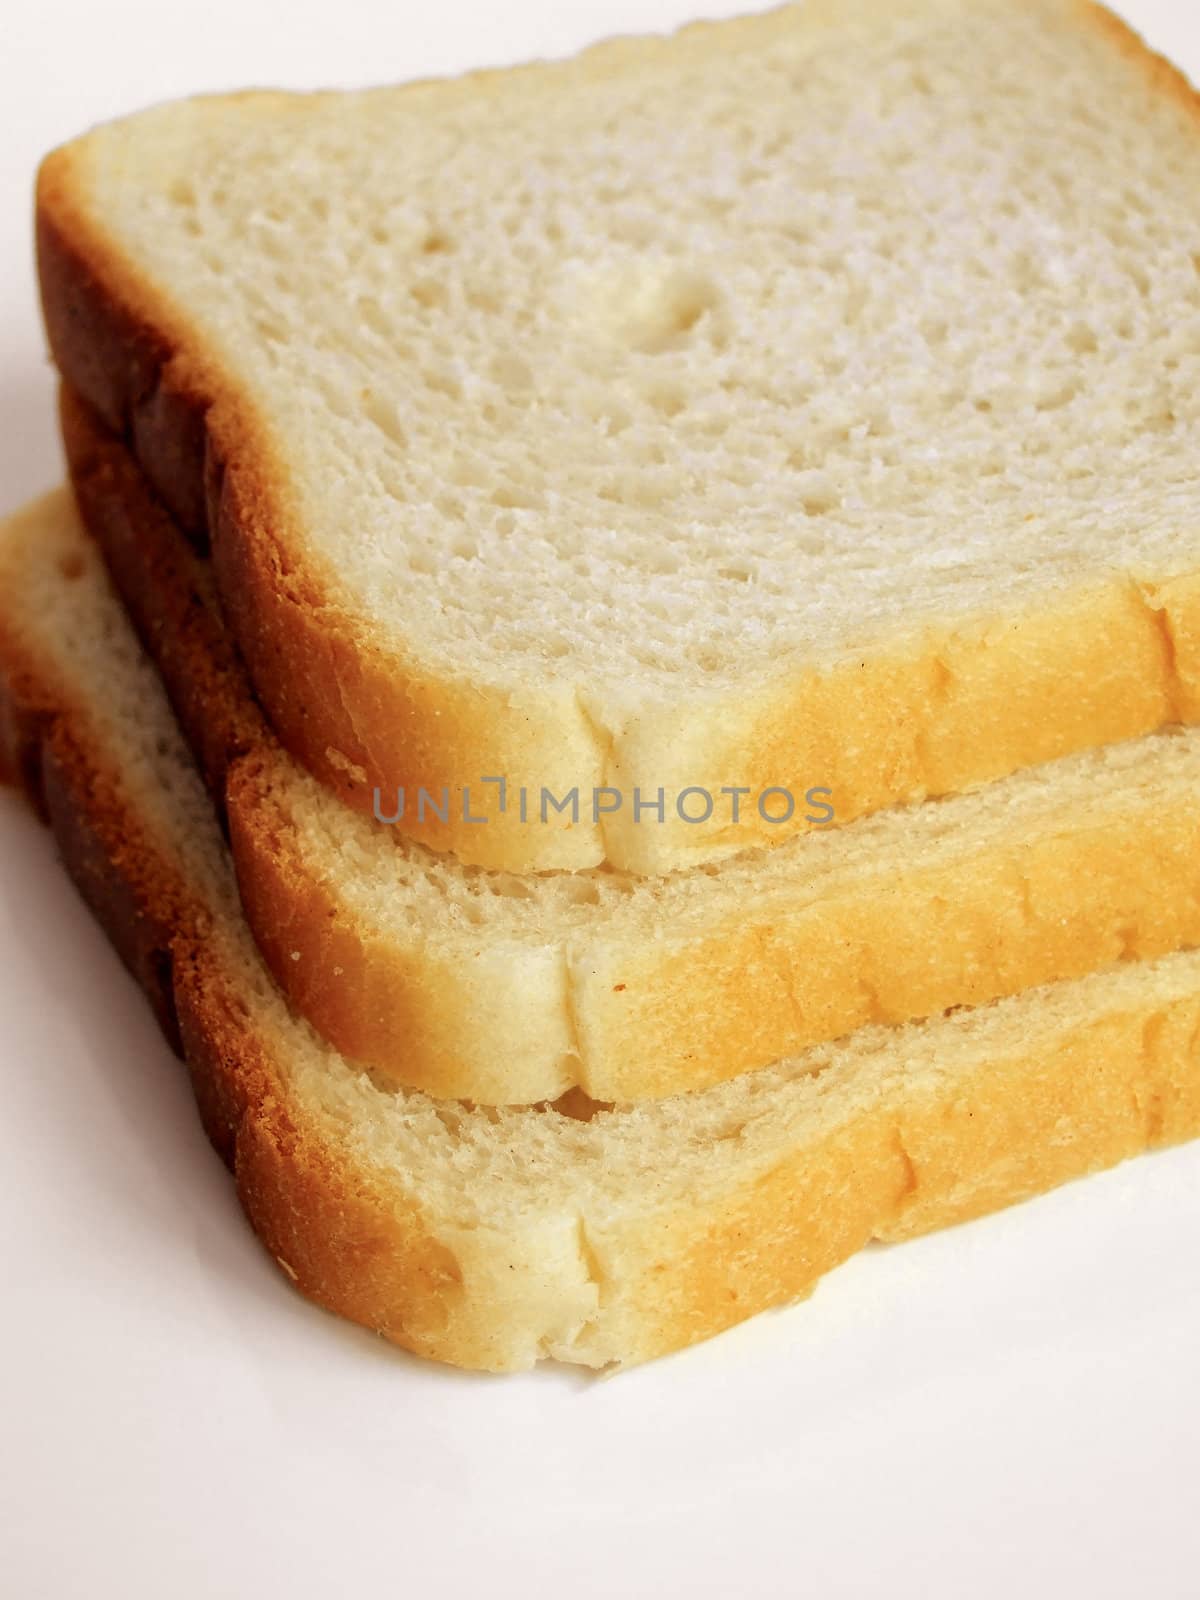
[36,0,1200,872]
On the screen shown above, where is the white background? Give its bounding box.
[2,2,1199,1595]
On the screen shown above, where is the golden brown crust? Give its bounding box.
[0,599,184,1045]
[589,984,1200,1369]
[172,967,535,1368]
[34,2,1200,873]
[61,387,259,815]
[1081,0,1200,124]
[3,508,1200,1371]
[576,810,1200,1101]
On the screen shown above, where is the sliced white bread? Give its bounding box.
[37,0,1200,873]
[2,487,1199,1371]
[65,390,1200,1103]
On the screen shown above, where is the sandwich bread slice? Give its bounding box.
[37,0,1200,873]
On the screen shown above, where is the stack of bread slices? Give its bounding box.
[5,0,1200,1370]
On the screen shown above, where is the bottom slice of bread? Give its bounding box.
[2,488,1200,1372]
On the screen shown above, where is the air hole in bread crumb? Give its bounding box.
[1066,322,1098,355]
[793,469,836,516]
[254,314,287,344]
[1035,381,1077,413]
[558,877,601,906]
[356,295,392,339]
[549,1087,609,1122]
[449,456,487,489]
[490,877,535,902]
[362,393,407,448]
[58,552,85,581]
[411,279,447,311]
[642,380,687,417]
[690,646,725,672]
[465,283,499,314]
[424,367,461,400]
[610,211,657,247]
[602,265,725,355]
[491,483,542,511]
[489,352,533,393]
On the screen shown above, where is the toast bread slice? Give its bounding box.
[36,0,1200,872]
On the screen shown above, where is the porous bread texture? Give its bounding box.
[64,392,1200,1103]
[37,0,1200,871]
[3,487,1200,1371]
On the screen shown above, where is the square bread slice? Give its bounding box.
[2,487,1199,1371]
[64,387,1200,1104]
[37,0,1200,873]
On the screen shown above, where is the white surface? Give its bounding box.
[2,2,1199,1594]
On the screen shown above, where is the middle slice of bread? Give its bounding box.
[62,386,1200,1105]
